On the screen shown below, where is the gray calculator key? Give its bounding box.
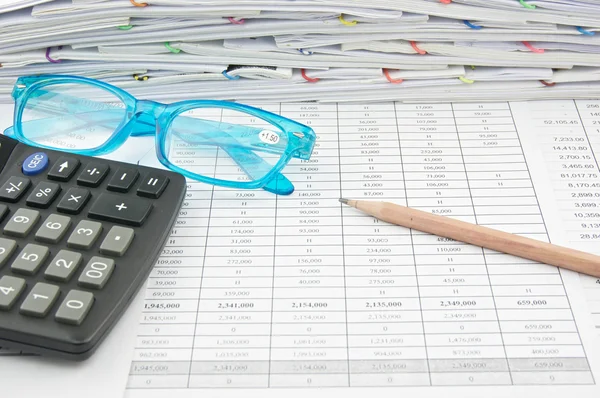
[3,208,40,237]
[35,214,72,243]
[55,290,94,325]
[0,238,17,269]
[99,226,134,256]
[11,244,50,275]
[19,282,60,317]
[44,250,83,282]
[78,256,115,289]
[67,220,102,249]
[0,276,26,310]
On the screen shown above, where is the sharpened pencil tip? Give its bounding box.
[339,198,349,205]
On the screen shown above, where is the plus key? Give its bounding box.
[88,193,152,226]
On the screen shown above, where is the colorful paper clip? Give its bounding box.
[410,41,427,55]
[459,76,475,84]
[440,0,452,3]
[130,0,147,6]
[133,74,149,81]
[540,80,556,87]
[463,20,482,30]
[339,15,357,26]
[228,17,245,24]
[301,69,320,82]
[518,0,536,9]
[118,25,133,30]
[45,46,62,63]
[165,42,181,54]
[383,69,403,84]
[298,49,313,55]
[222,70,240,80]
[577,27,595,36]
[522,41,544,53]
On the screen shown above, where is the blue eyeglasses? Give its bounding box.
[3,75,316,195]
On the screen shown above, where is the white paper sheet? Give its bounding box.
[120,100,600,398]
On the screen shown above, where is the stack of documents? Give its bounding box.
[3,0,600,102]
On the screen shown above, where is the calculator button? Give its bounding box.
[137,174,169,198]
[22,152,49,176]
[35,214,72,244]
[11,244,49,275]
[0,276,26,311]
[78,256,115,290]
[44,250,83,282]
[26,181,61,208]
[77,163,109,187]
[99,226,134,257]
[107,168,140,193]
[0,204,7,222]
[56,188,91,215]
[0,176,31,202]
[3,208,40,237]
[47,156,80,181]
[88,193,152,227]
[0,238,17,269]
[67,220,103,249]
[55,290,94,325]
[19,282,60,318]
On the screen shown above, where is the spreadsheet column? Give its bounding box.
[456,103,592,384]
[397,103,510,385]
[271,104,348,387]
[338,103,428,387]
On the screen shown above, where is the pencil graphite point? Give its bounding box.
[339,198,349,205]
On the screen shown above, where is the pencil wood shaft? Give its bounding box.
[343,199,600,278]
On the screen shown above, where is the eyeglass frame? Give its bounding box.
[3,74,316,195]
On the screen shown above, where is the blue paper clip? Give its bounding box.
[463,20,482,30]
[222,70,241,80]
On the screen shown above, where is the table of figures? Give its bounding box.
[126,102,595,389]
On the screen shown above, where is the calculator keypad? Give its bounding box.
[0,140,185,359]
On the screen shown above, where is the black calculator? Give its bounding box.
[0,134,186,360]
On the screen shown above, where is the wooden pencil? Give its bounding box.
[339,198,600,278]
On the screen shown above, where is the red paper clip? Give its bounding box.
[301,69,320,82]
[410,41,427,55]
[383,69,403,84]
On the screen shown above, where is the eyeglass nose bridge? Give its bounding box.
[126,100,167,137]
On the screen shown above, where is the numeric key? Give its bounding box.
[3,208,40,237]
[35,214,72,243]
[67,220,102,249]
[78,256,115,290]
[55,290,94,325]
[44,250,83,282]
[0,238,17,269]
[0,276,26,311]
[11,244,49,275]
[19,283,60,318]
